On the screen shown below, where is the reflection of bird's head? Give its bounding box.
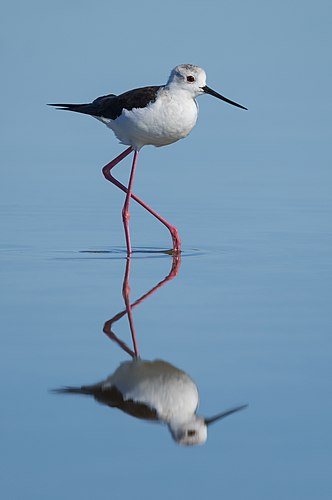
[168,404,248,446]
[168,416,208,446]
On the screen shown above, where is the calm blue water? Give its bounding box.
[1,1,332,499]
[2,153,331,499]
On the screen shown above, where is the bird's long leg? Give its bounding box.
[102,146,134,171]
[121,150,139,255]
[102,151,181,254]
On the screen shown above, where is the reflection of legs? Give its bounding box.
[102,150,181,253]
[103,321,137,359]
[122,257,139,358]
[103,254,181,358]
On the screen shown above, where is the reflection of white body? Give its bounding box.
[56,359,247,446]
[108,359,206,445]
[109,359,199,421]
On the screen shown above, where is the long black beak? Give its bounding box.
[202,86,247,110]
[205,404,248,425]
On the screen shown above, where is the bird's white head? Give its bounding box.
[168,416,208,446]
[166,64,207,97]
[167,64,248,110]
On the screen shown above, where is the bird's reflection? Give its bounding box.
[55,255,247,446]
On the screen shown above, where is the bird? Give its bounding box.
[49,64,247,255]
[53,358,247,446]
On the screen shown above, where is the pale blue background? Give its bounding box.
[1,1,332,499]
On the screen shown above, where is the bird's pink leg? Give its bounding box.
[102,146,134,170]
[102,150,181,254]
[121,150,139,255]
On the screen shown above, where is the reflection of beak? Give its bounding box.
[205,404,248,425]
[201,86,247,110]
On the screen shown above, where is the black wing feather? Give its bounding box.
[48,85,162,120]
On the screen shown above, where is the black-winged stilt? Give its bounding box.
[49,64,247,254]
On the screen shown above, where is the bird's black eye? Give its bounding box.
[187,430,196,437]
[187,75,195,82]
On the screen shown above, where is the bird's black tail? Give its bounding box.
[47,103,96,115]
[51,386,93,395]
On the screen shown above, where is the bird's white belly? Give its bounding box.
[102,92,198,150]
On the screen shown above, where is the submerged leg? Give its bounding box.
[102,151,181,253]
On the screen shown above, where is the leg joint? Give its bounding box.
[122,208,130,222]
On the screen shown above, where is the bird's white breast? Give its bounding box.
[103,88,198,150]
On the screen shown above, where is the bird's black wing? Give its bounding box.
[48,85,163,120]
